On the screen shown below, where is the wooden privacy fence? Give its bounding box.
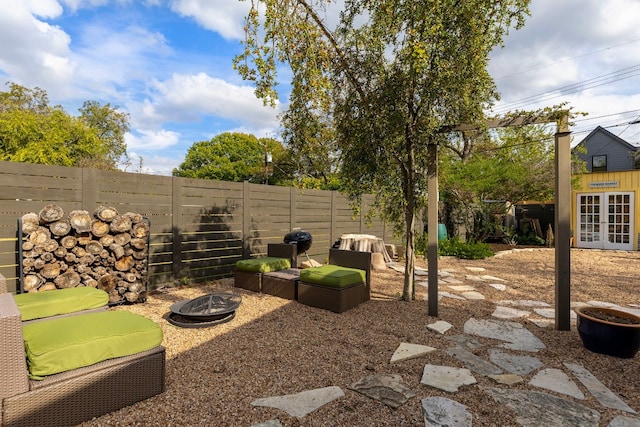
[0,161,403,293]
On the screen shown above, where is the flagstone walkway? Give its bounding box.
[250,260,640,427]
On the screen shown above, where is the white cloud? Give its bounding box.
[125,128,181,150]
[135,72,281,130]
[0,1,76,94]
[169,0,250,40]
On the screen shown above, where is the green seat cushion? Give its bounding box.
[14,287,109,321]
[23,310,163,379]
[236,257,291,273]
[300,265,365,288]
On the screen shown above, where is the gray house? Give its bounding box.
[574,126,639,172]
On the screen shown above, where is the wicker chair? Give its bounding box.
[0,274,165,427]
[297,249,372,313]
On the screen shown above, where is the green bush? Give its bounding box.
[438,238,494,260]
[515,233,546,246]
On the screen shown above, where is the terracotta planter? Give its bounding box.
[575,306,640,358]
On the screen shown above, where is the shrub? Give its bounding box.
[438,238,494,260]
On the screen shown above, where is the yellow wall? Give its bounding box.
[571,170,640,250]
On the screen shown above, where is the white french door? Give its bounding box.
[576,192,634,250]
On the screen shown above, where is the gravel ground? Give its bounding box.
[81,248,640,427]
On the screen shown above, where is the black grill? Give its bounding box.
[284,230,312,254]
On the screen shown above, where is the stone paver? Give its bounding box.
[390,342,437,363]
[421,365,477,393]
[464,318,546,352]
[487,283,507,291]
[427,320,453,334]
[446,345,502,375]
[492,306,531,319]
[349,374,415,408]
[530,368,585,399]
[461,291,485,300]
[485,387,600,427]
[488,373,524,385]
[251,386,344,418]
[422,397,473,427]
[565,363,637,414]
[608,415,640,427]
[488,349,543,375]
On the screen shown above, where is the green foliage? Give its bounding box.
[173,132,294,184]
[441,125,556,241]
[515,233,545,246]
[0,82,129,169]
[438,238,494,260]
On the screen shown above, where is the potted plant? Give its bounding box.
[575,306,640,358]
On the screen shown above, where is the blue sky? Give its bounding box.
[1,0,640,175]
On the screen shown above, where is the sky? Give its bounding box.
[1,0,639,175]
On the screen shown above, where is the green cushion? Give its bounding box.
[300,265,365,288]
[23,310,163,379]
[14,287,109,321]
[236,257,291,273]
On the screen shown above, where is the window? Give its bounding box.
[592,155,607,172]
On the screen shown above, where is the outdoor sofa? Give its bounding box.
[0,274,165,427]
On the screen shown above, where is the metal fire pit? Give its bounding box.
[284,230,312,254]
[167,292,242,328]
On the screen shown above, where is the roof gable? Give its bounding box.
[575,126,638,152]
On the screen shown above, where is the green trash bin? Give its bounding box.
[437,223,447,241]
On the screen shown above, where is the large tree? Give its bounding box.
[235,0,531,300]
[173,132,291,184]
[0,83,129,169]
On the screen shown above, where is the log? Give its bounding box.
[60,235,78,249]
[124,292,140,303]
[114,255,134,271]
[29,227,51,245]
[132,221,150,238]
[23,274,44,292]
[97,274,117,292]
[42,239,59,253]
[128,281,143,293]
[69,210,92,233]
[84,278,98,288]
[54,246,67,258]
[124,211,143,224]
[41,252,54,262]
[49,220,72,237]
[91,220,110,237]
[132,248,148,260]
[110,244,125,259]
[21,212,41,235]
[94,206,119,222]
[77,233,93,246]
[54,271,81,288]
[22,241,35,251]
[33,258,46,270]
[113,233,131,246]
[110,215,132,233]
[85,240,104,255]
[39,283,57,292]
[39,204,64,223]
[40,261,61,279]
[99,234,115,246]
[130,238,146,250]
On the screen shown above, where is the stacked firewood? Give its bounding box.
[20,204,149,303]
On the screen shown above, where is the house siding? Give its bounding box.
[571,170,640,250]
[574,127,638,172]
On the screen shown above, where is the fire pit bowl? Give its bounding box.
[284,230,312,254]
[168,292,242,328]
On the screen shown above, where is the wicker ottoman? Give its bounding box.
[297,265,367,313]
[262,269,301,300]
[234,257,292,293]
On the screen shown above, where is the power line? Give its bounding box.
[493,37,640,81]
[492,64,640,113]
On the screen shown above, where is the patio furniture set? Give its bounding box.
[234,243,372,314]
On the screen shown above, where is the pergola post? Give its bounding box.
[555,113,572,331]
